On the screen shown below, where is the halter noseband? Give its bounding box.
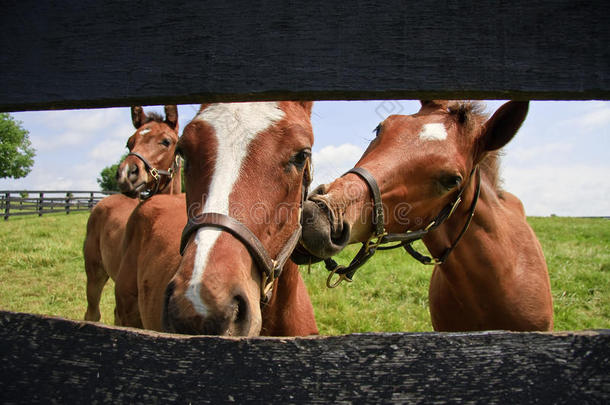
[179,159,312,304]
[323,165,481,288]
[127,152,180,200]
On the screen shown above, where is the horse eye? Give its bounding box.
[292,149,311,168]
[439,174,462,190]
[160,138,171,147]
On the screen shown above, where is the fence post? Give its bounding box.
[38,192,44,217]
[65,192,71,215]
[4,192,9,221]
[88,192,94,210]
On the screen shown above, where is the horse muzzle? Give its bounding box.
[117,160,147,197]
[162,279,259,336]
[300,193,351,260]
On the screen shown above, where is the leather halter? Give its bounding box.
[179,160,312,303]
[323,165,481,288]
[127,152,180,199]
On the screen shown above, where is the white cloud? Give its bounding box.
[552,102,610,133]
[0,164,95,190]
[26,109,131,152]
[108,122,137,140]
[312,143,364,186]
[503,165,610,216]
[577,105,610,129]
[31,131,87,151]
[39,108,125,132]
[89,140,127,163]
[505,141,573,164]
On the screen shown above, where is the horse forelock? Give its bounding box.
[447,100,502,192]
[143,111,165,124]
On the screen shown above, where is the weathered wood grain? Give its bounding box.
[0,311,607,403]
[1,1,609,111]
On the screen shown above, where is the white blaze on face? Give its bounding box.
[419,123,448,141]
[186,102,285,316]
[139,128,152,136]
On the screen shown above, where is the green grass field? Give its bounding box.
[0,212,608,333]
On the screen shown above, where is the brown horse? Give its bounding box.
[115,101,318,337]
[83,105,180,322]
[299,100,553,332]
[117,105,182,197]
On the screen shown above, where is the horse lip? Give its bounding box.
[300,199,350,258]
[133,181,147,192]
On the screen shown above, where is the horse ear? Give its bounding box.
[164,105,179,130]
[476,101,529,156]
[197,104,212,114]
[299,101,314,116]
[420,100,449,111]
[131,106,146,129]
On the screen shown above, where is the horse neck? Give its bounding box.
[261,261,318,336]
[422,173,512,284]
[421,173,554,331]
[160,168,182,195]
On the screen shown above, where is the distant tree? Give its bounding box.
[97,159,121,192]
[0,113,36,179]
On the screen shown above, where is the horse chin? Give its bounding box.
[290,243,324,265]
[117,179,147,198]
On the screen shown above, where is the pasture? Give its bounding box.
[0,211,608,333]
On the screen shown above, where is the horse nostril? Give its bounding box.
[330,220,351,247]
[129,165,139,176]
[232,293,248,325]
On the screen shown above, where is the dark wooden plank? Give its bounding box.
[1,0,609,111]
[0,311,607,404]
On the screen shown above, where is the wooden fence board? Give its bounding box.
[0,311,608,404]
[1,191,110,219]
[1,0,609,111]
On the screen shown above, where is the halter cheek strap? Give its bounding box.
[323,166,481,288]
[127,152,179,199]
[180,213,303,302]
[179,158,311,304]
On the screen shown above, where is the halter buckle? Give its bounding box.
[260,272,275,303]
[149,167,160,180]
[364,231,388,253]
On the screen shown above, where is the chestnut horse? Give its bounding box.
[299,100,553,332]
[83,105,181,322]
[115,101,318,336]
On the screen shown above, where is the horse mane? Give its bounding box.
[447,101,503,192]
[145,112,165,124]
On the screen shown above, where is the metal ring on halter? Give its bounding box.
[326,267,352,288]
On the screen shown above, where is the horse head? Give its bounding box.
[299,100,529,260]
[163,101,314,336]
[117,105,180,198]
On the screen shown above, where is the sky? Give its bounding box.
[1,100,609,216]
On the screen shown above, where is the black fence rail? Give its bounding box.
[1,311,608,404]
[1,191,113,220]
